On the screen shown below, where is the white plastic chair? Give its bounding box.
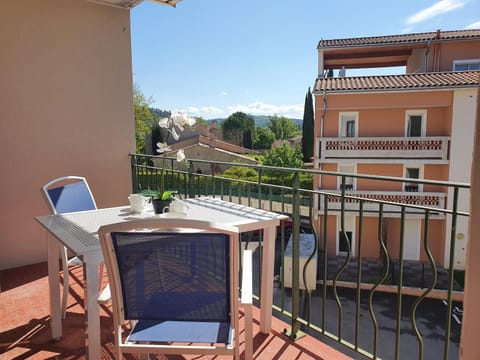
[98,218,253,360]
[42,176,106,318]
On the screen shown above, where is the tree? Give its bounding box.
[262,143,303,181]
[133,84,155,154]
[222,112,255,147]
[267,115,301,140]
[253,126,275,149]
[301,87,314,163]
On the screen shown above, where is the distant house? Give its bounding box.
[313,29,480,269]
[154,122,258,174]
[272,135,302,149]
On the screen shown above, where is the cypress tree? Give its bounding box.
[301,87,314,163]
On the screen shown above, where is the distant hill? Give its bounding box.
[209,114,303,128]
[150,108,170,119]
[148,109,303,129]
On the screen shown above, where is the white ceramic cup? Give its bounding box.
[128,194,148,213]
[163,200,188,215]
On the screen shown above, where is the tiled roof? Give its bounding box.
[313,71,480,93]
[318,29,480,49]
[87,0,180,8]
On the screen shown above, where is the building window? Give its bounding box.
[453,59,480,71]
[405,110,426,137]
[338,164,355,190]
[337,215,355,255]
[339,112,358,137]
[404,166,422,192]
[339,231,353,253]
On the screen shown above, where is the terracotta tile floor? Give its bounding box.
[0,262,352,359]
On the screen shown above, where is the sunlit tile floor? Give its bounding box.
[0,262,352,359]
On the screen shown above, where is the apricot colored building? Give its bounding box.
[312,29,480,269]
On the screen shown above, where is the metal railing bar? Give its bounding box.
[368,203,389,359]
[322,193,328,333]
[411,209,434,360]
[355,200,364,351]
[444,186,459,360]
[395,206,406,360]
[130,152,469,189]
[333,175,351,340]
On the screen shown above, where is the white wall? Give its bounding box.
[445,88,478,269]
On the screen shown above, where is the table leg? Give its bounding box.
[83,257,101,359]
[260,225,275,334]
[47,232,62,340]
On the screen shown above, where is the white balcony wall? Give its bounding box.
[317,136,450,164]
[444,88,477,270]
[318,190,446,217]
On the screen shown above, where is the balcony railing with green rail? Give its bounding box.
[130,153,469,360]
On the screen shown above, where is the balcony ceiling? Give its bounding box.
[87,0,181,8]
[322,45,416,69]
[318,29,480,70]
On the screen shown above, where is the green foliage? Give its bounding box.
[140,189,176,201]
[133,84,155,153]
[301,87,314,163]
[194,116,209,125]
[253,126,275,149]
[261,144,303,182]
[262,144,303,168]
[222,112,255,147]
[222,166,259,181]
[267,115,301,140]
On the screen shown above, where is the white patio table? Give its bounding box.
[35,196,287,359]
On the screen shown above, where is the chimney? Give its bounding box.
[209,121,217,148]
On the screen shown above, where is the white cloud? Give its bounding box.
[227,102,303,118]
[406,0,465,25]
[466,20,480,29]
[179,101,304,120]
[177,106,225,119]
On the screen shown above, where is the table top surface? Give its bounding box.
[36,197,288,256]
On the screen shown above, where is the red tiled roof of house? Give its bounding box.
[313,71,480,93]
[317,29,480,49]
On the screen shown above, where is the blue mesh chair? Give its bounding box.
[98,218,253,360]
[42,176,100,318]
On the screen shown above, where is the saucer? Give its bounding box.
[159,212,188,218]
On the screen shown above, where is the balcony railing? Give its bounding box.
[320,190,446,216]
[317,136,450,162]
[130,153,469,360]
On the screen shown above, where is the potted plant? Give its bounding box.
[145,112,195,214]
[140,189,177,214]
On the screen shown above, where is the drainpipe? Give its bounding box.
[425,29,441,72]
[319,89,327,188]
[425,39,431,72]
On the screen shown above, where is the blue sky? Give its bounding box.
[131,0,480,119]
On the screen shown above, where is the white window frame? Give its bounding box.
[405,110,427,137]
[339,112,359,138]
[403,164,424,192]
[337,164,356,191]
[336,215,356,256]
[453,59,480,71]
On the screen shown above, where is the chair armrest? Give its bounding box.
[97,284,111,305]
[241,250,253,305]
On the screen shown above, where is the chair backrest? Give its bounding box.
[111,231,231,323]
[99,218,240,337]
[42,176,97,214]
